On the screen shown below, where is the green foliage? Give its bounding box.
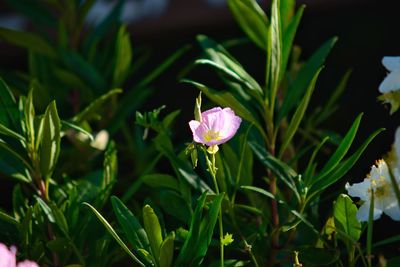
[0,0,395,266]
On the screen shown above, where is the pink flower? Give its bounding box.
[189,107,242,146]
[17,261,39,267]
[0,243,16,267]
[0,243,39,267]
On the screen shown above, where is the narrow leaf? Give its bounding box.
[39,101,61,178]
[159,232,175,267]
[308,128,384,200]
[0,28,57,58]
[141,174,180,192]
[267,0,282,105]
[227,0,268,49]
[72,89,122,123]
[113,25,132,87]
[280,5,304,80]
[111,196,151,254]
[249,141,300,201]
[143,205,163,262]
[83,202,145,266]
[312,113,363,185]
[279,67,321,158]
[0,77,20,131]
[279,37,338,121]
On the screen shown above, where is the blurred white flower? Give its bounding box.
[379,56,400,93]
[90,130,109,151]
[378,56,400,113]
[76,130,109,151]
[346,159,400,222]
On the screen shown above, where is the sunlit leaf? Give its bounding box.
[39,101,61,179]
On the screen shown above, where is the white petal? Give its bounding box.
[382,56,400,71]
[357,202,382,222]
[346,179,370,201]
[384,202,400,221]
[91,130,109,150]
[379,69,400,93]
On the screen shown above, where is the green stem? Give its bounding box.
[367,192,374,267]
[209,152,224,267]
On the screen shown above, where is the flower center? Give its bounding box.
[369,176,391,199]
[203,130,221,142]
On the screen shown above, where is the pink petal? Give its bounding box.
[189,120,203,144]
[202,108,225,132]
[0,243,16,267]
[218,108,242,141]
[17,260,39,267]
[201,107,223,117]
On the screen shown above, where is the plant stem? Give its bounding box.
[367,193,374,267]
[209,152,224,267]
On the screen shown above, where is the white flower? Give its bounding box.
[90,130,109,151]
[76,130,109,151]
[379,56,400,93]
[346,160,400,222]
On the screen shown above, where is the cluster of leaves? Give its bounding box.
[0,0,186,266]
[1,0,399,267]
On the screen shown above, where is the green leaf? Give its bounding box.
[304,136,329,185]
[0,140,33,180]
[39,101,61,179]
[280,5,304,80]
[241,185,317,233]
[280,0,295,30]
[49,202,69,235]
[240,185,275,199]
[159,232,175,267]
[25,88,35,146]
[182,79,264,136]
[311,113,363,186]
[59,49,106,91]
[153,133,212,193]
[308,128,384,200]
[278,67,321,158]
[0,77,20,131]
[72,88,122,123]
[194,58,263,97]
[110,196,151,257]
[0,210,19,226]
[266,0,282,105]
[372,234,400,249]
[102,141,117,199]
[174,193,223,267]
[143,205,163,263]
[83,202,145,266]
[312,69,352,126]
[113,25,132,87]
[227,0,268,49]
[248,141,300,201]
[35,196,55,223]
[159,191,192,225]
[0,27,57,58]
[278,37,337,121]
[333,194,361,242]
[0,124,25,142]
[60,120,94,141]
[137,44,191,89]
